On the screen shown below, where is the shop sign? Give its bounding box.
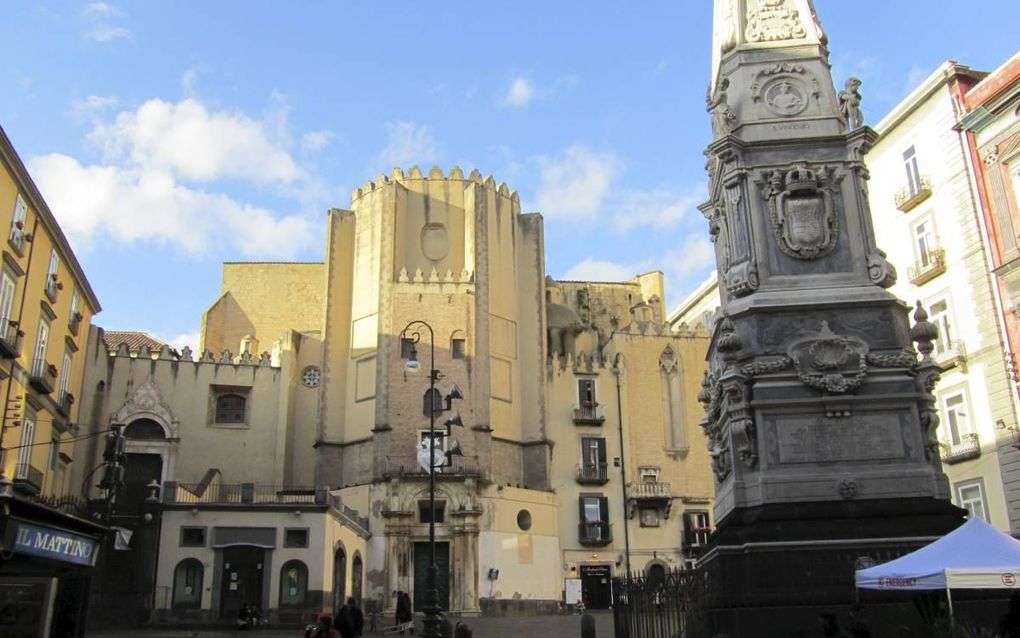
[7,520,99,566]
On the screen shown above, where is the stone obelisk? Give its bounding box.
[697,0,963,633]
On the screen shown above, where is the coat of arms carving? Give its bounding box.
[760,165,839,260]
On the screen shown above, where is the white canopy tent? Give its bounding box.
[855,516,1020,618]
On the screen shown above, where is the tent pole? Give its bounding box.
[945,582,954,627]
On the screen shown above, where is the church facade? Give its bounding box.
[73,167,713,623]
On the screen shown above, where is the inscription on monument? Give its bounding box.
[776,414,904,463]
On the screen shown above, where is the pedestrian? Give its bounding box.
[396,591,413,634]
[337,597,364,637]
[453,621,473,638]
[312,614,341,638]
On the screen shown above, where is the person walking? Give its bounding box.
[335,597,364,638]
[312,614,341,638]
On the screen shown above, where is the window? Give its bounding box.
[284,528,309,548]
[69,289,80,320]
[58,350,73,403]
[279,560,308,608]
[0,271,15,330]
[9,194,27,251]
[580,437,607,473]
[32,319,49,376]
[955,480,989,521]
[180,527,206,547]
[578,495,610,542]
[578,378,597,406]
[15,411,35,476]
[942,391,971,446]
[452,338,466,359]
[422,388,443,418]
[913,218,938,265]
[418,499,446,524]
[927,298,954,356]
[904,145,922,196]
[639,466,661,483]
[420,430,446,453]
[172,559,203,609]
[215,394,246,423]
[400,338,416,359]
[44,249,59,300]
[683,511,712,548]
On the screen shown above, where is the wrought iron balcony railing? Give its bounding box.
[934,339,967,371]
[29,359,57,394]
[578,521,612,546]
[572,404,605,425]
[379,455,481,479]
[164,482,328,505]
[0,320,21,359]
[941,433,980,464]
[895,175,933,212]
[907,248,947,285]
[68,312,82,337]
[576,463,609,485]
[56,391,74,417]
[14,463,44,494]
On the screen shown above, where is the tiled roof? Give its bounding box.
[103,330,171,352]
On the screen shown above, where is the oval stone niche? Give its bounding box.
[421,223,449,261]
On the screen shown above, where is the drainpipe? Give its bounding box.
[614,365,632,576]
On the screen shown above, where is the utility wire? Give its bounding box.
[2,426,114,451]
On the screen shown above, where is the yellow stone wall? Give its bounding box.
[201,262,324,356]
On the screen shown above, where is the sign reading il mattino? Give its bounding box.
[7,520,100,566]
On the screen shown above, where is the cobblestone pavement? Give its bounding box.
[87,611,615,638]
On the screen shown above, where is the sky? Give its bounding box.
[1,1,1018,352]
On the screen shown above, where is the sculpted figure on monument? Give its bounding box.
[838,76,864,130]
[708,78,737,137]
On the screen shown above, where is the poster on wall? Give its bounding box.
[565,578,582,605]
[0,577,57,638]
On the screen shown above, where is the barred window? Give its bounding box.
[215,394,246,423]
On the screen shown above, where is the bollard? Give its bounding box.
[581,612,596,638]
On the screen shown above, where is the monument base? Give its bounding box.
[696,498,987,637]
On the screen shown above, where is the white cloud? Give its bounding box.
[613,186,703,232]
[163,331,200,354]
[29,153,315,258]
[181,67,201,96]
[563,258,643,282]
[301,130,334,152]
[534,145,618,220]
[376,121,439,169]
[82,2,132,42]
[88,98,300,184]
[71,94,118,119]
[504,76,536,108]
[663,235,716,278]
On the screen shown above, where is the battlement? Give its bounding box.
[107,341,280,369]
[350,165,520,204]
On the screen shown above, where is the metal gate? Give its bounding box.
[612,568,704,638]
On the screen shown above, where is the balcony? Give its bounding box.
[29,359,57,394]
[632,481,672,502]
[380,455,481,479]
[576,463,610,485]
[934,340,967,371]
[941,433,981,464]
[44,276,58,304]
[165,482,328,505]
[68,312,82,337]
[578,521,612,546]
[907,248,947,285]
[895,175,933,212]
[572,404,605,425]
[13,463,44,495]
[0,320,21,359]
[55,391,74,417]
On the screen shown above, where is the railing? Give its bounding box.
[44,276,58,303]
[934,339,967,370]
[907,248,947,285]
[29,359,57,394]
[895,174,933,212]
[578,521,612,545]
[613,567,705,638]
[0,320,20,359]
[328,494,370,533]
[28,493,88,516]
[68,312,82,337]
[572,404,605,425]
[632,481,672,499]
[941,433,981,464]
[164,482,327,505]
[13,463,44,493]
[576,463,609,484]
[56,391,74,417]
[380,454,482,478]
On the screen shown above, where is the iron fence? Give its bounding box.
[612,567,704,638]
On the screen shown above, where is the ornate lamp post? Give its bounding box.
[400,320,463,638]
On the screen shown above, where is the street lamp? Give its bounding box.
[400,320,464,638]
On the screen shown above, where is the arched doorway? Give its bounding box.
[122,419,165,514]
[351,554,363,605]
[333,547,347,612]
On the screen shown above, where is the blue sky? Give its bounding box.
[1,1,1017,351]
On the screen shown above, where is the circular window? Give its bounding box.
[301,366,321,388]
[516,509,532,531]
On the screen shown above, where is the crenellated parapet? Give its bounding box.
[107,341,278,369]
[350,165,521,205]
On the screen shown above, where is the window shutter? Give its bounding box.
[578,496,586,524]
[598,496,609,523]
[596,439,607,464]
